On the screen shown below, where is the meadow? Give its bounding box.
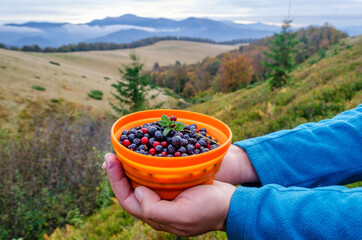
[0,35,361,239]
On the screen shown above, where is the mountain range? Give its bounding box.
[0,14,361,48]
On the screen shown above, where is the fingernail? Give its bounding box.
[134,187,143,202]
[104,153,114,159]
[102,162,106,170]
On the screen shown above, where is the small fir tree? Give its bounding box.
[110,54,150,114]
[263,19,299,90]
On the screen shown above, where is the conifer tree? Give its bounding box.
[263,18,299,89]
[110,54,150,114]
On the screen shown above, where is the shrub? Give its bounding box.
[31,85,45,91]
[88,90,103,100]
[0,105,113,239]
[49,61,60,66]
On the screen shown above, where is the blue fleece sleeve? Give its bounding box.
[226,184,362,240]
[234,105,362,187]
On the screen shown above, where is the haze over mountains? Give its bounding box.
[1,14,361,48]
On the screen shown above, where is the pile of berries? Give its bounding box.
[119,115,220,157]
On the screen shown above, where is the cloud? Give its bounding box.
[62,24,180,35]
[0,25,44,33]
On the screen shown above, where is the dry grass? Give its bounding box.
[0,41,241,130]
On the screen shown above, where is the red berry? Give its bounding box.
[122,139,131,147]
[149,148,156,155]
[161,141,167,147]
[196,129,199,133]
[141,127,148,134]
[141,137,149,144]
[162,152,167,156]
[174,152,181,157]
[195,143,200,149]
[153,141,160,148]
[170,115,177,122]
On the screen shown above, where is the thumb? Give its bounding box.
[134,186,162,221]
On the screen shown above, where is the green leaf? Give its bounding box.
[158,120,168,127]
[163,127,171,136]
[161,115,170,124]
[173,122,185,131]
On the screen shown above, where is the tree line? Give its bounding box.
[0,36,256,53]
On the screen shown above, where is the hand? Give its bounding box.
[215,145,259,185]
[103,153,236,237]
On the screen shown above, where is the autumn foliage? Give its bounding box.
[219,53,254,92]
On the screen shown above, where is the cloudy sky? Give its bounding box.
[1,0,362,27]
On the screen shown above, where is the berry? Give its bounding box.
[122,130,129,135]
[141,127,148,134]
[133,138,140,145]
[135,130,144,138]
[120,134,127,141]
[129,128,136,135]
[155,131,164,141]
[174,152,181,157]
[167,144,176,154]
[181,153,188,157]
[161,141,167,147]
[210,145,219,150]
[178,146,186,154]
[162,152,167,157]
[195,143,201,149]
[128,144,137,151]
[128,134,135,142]
[157,153,165,157]
[153,141,160,148]
[186,144,194,155]
[148,126,157,136]
[171,136,182,147]
[149,148,156,155]
[141,137,149,144]
[181,138,188,146]
[155,145,163,152]
[170,115,177,122]
[122,139,131,147]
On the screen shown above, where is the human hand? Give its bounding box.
[102,153,236,237]
[215,145,259,185]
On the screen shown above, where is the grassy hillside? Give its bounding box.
[0,41,241,131]
[46,36,361,239]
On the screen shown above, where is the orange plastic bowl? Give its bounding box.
[110,109,232,200]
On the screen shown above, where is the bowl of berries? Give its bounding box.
[110,109,232,200]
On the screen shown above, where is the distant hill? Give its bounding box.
[0,14,280,48]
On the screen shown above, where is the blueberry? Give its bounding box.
[210,145,219,150]
[144,123,151,127]
[144,133,150,139]
[194,149,200,154]
[199,131,207,136]
[178,146,186,154]
[201,147,209,153]
[163,148,168,153]
[171,136,182,147]
[148,126,157,136]
[183,134,190,140]
[138,144,147,151]
[210,139,218,145]
[128,134,135,142]
[169,130,176,136]
[181,138,188,146]
[148,138,156,147]
[139,150,146,154]
[167,154,173,157]
[167,144,176,154]
[166,136,172,143]
[120,134,127,141]
[186,144,194,155]
[198,139,207,148]
[133,138,140,145]
[128,144,137,151]
[181,153,188,157]
[184,125,191,130]
[151,121,158,126]
[129,128,136,135]
[157,153,164,157]
[155,131,164,141]
[190,124,197,129]
[122,130,129,135]
[200,128,207,133]
[189,138,196,144]
[135,130,144,138]
[155,145,163,152]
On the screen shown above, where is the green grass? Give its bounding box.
[46,199,227,240]
[42,37,362,239]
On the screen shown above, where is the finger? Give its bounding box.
[104,153,143,219]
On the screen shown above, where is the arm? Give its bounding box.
[234,105,362,187]
[227,184,362,239]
